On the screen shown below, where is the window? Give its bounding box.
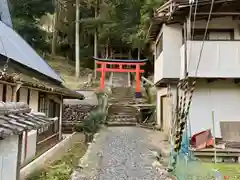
[38,92,49,116]
[156,34,163,58]
[192,29,234,40]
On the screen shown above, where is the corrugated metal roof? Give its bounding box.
[0,0,12,28]
[0,21,62,82]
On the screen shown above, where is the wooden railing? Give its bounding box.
[36,118,59,155]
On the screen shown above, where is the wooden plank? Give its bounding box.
[194,152,240,157]
[220,121,240,142]
[193,148,240,153]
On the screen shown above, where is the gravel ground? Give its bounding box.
[93,127,170,180]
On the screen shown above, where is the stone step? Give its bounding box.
[106,122,137,126]
[107,116,137,122]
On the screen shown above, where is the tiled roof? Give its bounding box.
[0,102,57,139]
[0,69,84,100]
[0,21,62,82]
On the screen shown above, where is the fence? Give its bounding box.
[36,118,59,155]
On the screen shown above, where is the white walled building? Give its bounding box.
[149,0,240,137]
[0,102,56,180]
[0,12,84,170]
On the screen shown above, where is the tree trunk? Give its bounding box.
[51,0,58,57]
[137,48,141,60]
[75,0,80,78]
[94,0,99,79]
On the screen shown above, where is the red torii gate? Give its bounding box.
[94,57,147,98]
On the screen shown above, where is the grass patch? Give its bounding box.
[203,163,240,179]
[27,134,87,180]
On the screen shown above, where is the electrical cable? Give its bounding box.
[194,0,215,76]
[171,0,216,172]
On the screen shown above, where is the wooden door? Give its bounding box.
[162,96,171,134]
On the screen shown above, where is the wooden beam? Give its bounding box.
[96,61,145,66]
[193,12,240,16]
[96,68,144,73]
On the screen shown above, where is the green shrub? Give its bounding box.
[82,110,106,134]
[74,123,84,132]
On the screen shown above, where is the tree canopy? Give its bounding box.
[9,0,54,50]
[9,0,165,71]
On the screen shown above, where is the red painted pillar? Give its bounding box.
[100,62,105,90]
[135,64,142,98]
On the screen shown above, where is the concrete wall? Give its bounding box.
[156,80,240,138]
[154,24,182,83]
[20,133,77,180]
[21,130,37,166]
[155,17,240,82]
[0,135,19,180]
[19,88,28,104]
[29,89,38,112]
[181,41,240,79]
[6,85,12,102]
[188,80,240,138]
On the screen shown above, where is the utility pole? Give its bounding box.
[93,0,99,79]
[75,0,80,78]
[51,0,58,57]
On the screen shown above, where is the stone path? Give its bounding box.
[72,127,171,180]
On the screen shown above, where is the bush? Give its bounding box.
[82,110,106,134]
[74,123,84,132]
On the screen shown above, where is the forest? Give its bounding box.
[8,0,164,71]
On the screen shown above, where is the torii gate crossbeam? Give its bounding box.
[94,57,147,98]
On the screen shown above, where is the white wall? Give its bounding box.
[154,24,182,83]
[21,130,37,166]
[0,135,19,180]
[156,17,240,81]
[6,85,12,102]
[29,90,38,112]
[19,88,28,104]
[154,53,164,83]
[181,41,240,79]
[188,80,240,137]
